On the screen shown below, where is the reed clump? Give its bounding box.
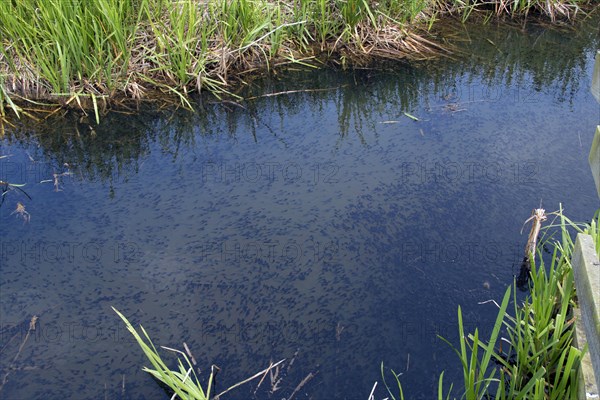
[1,0,598,117]
[380,207,593,399]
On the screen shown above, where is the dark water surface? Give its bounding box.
[1,19,599,400]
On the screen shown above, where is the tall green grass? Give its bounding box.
[1,0,595,116]
[0,0,136,93]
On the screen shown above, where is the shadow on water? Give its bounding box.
[0,16,599,400]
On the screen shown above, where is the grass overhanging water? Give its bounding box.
[113,307,308,399]
[1,0,598,118]
[380,207,599,400]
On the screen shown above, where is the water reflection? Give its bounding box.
[2,17,598,184]
[0,17,599,400]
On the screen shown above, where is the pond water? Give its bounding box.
[1,18,599,400]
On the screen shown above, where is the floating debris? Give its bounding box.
[11,202,30,223]
[517,208,547,289]
[403,112,420,121]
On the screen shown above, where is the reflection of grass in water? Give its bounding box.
[1,17,597,193]
[380,206,589,399]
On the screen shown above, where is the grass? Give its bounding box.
[584,210,600,256]
[113,307,215,400]
[112,207,594,400]
[1,0,598,118]
[381,206,590,399]
[113,307,296,399]
[559,208,600,257]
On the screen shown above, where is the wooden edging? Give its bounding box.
[572,233,600,399]
[589,126,600,199]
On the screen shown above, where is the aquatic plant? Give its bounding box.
[557,208,600,257]
[113,307,301,399]
[113,307,216,400]
[585,210,600,256]
[379,207,587,399]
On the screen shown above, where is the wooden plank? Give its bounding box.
[590,126,600,200]
[572,233,600,395]
[592,50,600,103]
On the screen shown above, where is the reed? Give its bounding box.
[113,307,215,400]
[113,307,297,399]
[382,206,589,399]
[2,0,596,116]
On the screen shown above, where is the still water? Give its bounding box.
[1,19,599,400]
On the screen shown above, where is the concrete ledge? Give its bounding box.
[572,233,600,397]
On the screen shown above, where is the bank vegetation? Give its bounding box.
[1,0,598,120]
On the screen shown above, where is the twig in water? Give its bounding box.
[336,322,345,342]
[40,170,73,192]
[521,208,547,261]
[269,362,282,393]
[0,315,38,392]
[517,208,547,289]
[287,372,316,400]
[245,86,345,101]
[478,299,501,308]
[0,181,32,207]
[183,342,196,366]
[368,381,378,400]
[215,359,285,399]
[403,112,420,121]
[286,349,299,374]
[253,360,272,395]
